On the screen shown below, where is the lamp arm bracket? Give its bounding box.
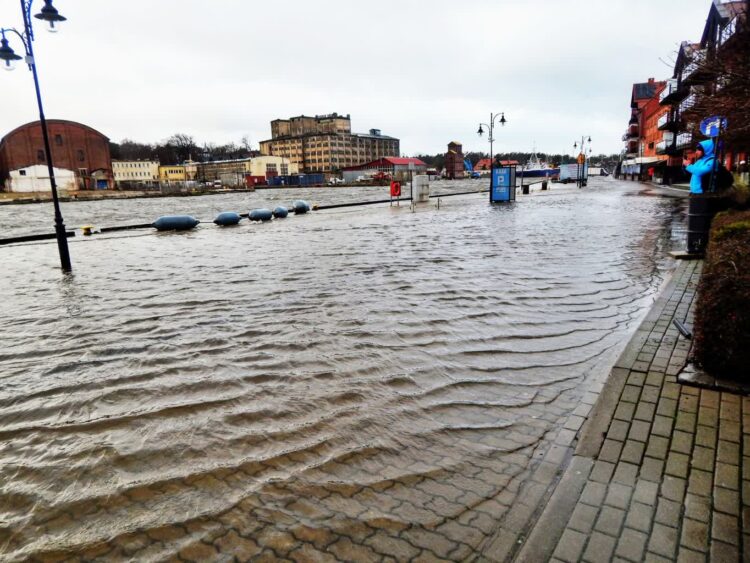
[1,27,31,54]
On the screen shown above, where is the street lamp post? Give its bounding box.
[1,0,71,273]
[573,135,592,188]
[477,112,506,202]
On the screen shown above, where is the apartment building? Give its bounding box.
[656,0,748,184]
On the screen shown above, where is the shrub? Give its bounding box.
[693,209,750,378]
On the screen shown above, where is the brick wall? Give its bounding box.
[0,120,113,190]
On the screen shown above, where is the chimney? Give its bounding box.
[648,77,655,83]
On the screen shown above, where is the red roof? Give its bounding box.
[342,157,426,171]
[382,157,426,166]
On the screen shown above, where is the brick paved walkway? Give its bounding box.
[516,260,749,562]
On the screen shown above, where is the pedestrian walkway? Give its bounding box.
[516,260,749,562]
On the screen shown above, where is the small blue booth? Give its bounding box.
[490,166,517,203]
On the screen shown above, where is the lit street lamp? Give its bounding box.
[0,0,71,273]
[573,135,592,188]
[477,112,507,202]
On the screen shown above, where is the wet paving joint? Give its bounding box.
[0,179,688,561]
[521,259,750,563]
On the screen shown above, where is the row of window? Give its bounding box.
[116,172,155,178]
[113,162,155,168]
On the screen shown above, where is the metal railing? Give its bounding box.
[680,50,705,83]
[719,17,737,46]
[659,79,679,103]
[675,133,693,150]
[679,94,697,114]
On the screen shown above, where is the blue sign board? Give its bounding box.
[700,116,727,137]
[491,167,514,202]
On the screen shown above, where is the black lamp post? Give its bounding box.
[573,135,592,188]
[1,0,71,273]
[477,112,506,202]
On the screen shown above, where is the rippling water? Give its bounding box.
[0,179,685,561]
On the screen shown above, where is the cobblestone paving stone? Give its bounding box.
[4,386,594,562]
[545,260,749,562]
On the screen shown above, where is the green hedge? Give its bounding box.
[693,209,750,377]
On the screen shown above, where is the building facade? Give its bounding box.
[444,142,465,180]
[0,119,113,192]
[259,113,400,174]
[196,156,297,186]
[620,79,668,180]
[113,160,160,186]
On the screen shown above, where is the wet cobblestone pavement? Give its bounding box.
[525,260,749,562]
[0,179,685,561]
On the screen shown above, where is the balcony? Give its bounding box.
[681,50,707,85]
[622,124,639,141]
[678,93,697,115]
[657,113,670,131]
[659,79,687,106]
[675,133,693,150]
[719,17,738,47]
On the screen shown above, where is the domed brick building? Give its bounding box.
[0,120,113,192]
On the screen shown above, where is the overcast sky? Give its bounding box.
[0,0,715,156]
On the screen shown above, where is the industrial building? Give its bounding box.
[0,119,113,192]
[259,113,400,174]
[197,156,297,186]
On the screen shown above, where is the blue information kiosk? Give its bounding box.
[490,166,517,203]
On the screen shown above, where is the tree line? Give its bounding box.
[109,134,257,165]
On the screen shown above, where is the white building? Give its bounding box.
[113,160,160,185]
[6,164,77,193]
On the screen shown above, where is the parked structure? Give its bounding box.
[0,119,113,192]
[259,113,400,174]
[444,142,465,180]
[341,157,427,183]
[113,160,160,187]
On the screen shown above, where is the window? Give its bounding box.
[19,170,26,176]
[77,150,85,162]
[37,149,45,162]
[54,134,63,146]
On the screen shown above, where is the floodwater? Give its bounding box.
[0,178,686,561]
[0,183,476,239]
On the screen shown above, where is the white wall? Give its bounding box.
[7,165,77,193]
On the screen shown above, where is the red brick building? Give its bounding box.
[0,120,113,192]
[444,141,464,179]
[621,78,668,180]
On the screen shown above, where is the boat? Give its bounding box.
[517,150,560,178]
